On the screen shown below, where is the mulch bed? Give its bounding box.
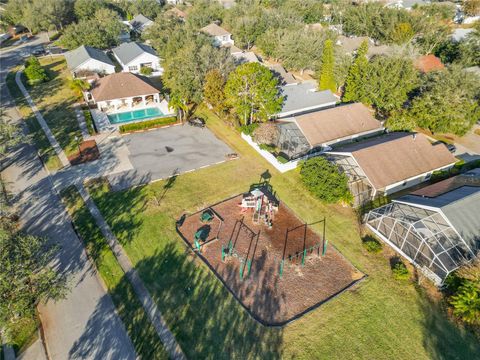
[68,140,100,166]
[177,192,364,325]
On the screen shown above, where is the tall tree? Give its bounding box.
[224,62,283,125]
[342,40,369,103]
[406,66,479,136]
[318,39,336,92]
[204,69,227,115]
[74,0,106,19]
[0,219,67,342]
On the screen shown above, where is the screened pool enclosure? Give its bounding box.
[366,201,476,285]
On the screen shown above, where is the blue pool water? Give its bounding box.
[107,107,164,124]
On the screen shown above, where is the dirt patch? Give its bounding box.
[68,140,100,165]
[177,190,364,325]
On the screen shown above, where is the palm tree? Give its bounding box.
[168,94,188,123]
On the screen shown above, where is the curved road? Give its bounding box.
[0,35,136,359]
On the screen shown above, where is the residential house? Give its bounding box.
[269,64,297,85]
[385,0,430,10]
[200,23,234,47]
[276,103,384,159]
[326,132,457,206]
[336,36,394,58]
[275,81,338,119]
[165,7,187,19]
[414,54,445,73]
[366,168,480,284]
[85,72,161,111]
[451,28,475,42]
[230,45,259,64]
[112,42,162,75]
[129,14,154,34]
[64,45,116,77]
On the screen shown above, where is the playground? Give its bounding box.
[177,185,363,325]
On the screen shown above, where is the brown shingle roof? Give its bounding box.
[200,23,231,37]
[90,73,159,102]
[292,103,383,146]
[332,132,457,190]
[414,54,445,73]
[411,169,480,197]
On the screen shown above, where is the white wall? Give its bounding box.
[119,52,163,75]
[213,34,234,47]
[77,59,115,75]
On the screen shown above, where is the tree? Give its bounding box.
[204,69,227,115]
[391,22,414,44]
[168,94,188,123]
[283,0,324,24]
[0,219,66,342]
[318,39,336,92]
[0,110,22,158]
[74,0,106,19]
[406,67,479,136]
[300,157,352,204]
[224,62,283,125]
[364,56,418,115]
[342,40,369,103]
[163,39,234,104]
[24,56,49,85]
[68,78,90,97]
[463,0,480,16]
[59,8,125,49]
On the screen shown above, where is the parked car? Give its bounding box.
[31,46,46,56]
[19,34,30,43]
[188,117,206,128]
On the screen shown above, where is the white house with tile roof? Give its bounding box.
[200,23,234,47]
[112,42,162,75]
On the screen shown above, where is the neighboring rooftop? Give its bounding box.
[129,14,153,31]
[277,82,338,117]
[64,45,114,70]
[200,23,231,37]
[332,132,457,190]
[396,185,480,251]
[290,103,383,147]
[269,64,297,85]
[465,66,480,76]
[451,28,475,42]
[336,36,394,58]
[231,50,259,64]
[165,7,187,18]
[90,72,159,101]
[112,42,158,65]
[414,54,445,73]
[411,168,480,197]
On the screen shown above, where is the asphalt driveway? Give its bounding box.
[108,124,233,190]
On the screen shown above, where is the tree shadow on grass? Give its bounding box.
[135,242,284,359]
[416,285,480,359]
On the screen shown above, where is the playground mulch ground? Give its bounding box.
[177,194,364,325]
[68,139,100,165]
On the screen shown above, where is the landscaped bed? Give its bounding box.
[118,116,178,133]
[67,139,100,165]
[177,188,363,325]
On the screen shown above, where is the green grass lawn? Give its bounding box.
[60,186,168,359]
[87,105,480,359]
[6,70,62,171]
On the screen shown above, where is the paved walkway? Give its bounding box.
[76,183,186,360]
[15,71,70,167]
[74,104,90,140]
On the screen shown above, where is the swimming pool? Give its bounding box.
[107,107,164,124]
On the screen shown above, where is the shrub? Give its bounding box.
[450,280,480,325]
[119,116,177,133]
[276,154,289,164]
[239,122,259,136]
[140,66,153,76]
[392,261,409,280]
[300,157,352,203]
[83,110,96,135]
[259,143,277,152]
[253,123,278,145]
[24,56,49,85]
[362,235,383,253]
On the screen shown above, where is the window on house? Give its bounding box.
[222,35,228,41]
[141,62,152,68]
[129,65,138,71]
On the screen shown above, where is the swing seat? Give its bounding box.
[200,210,213,223]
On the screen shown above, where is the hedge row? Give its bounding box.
[83,110,96,135]
[119,116,178,133]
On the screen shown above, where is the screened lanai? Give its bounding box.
[366,201,476,285]
[276,122,311,159]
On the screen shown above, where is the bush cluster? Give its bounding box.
[392,261,409,280]
[83,110,96,135]
[140,66,153,76]
[362,235,383,253]
[119,116,177,133]
[239,123,259,136]
[24,56,49,85]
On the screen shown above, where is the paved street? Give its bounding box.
[108,124,232,190]
[1,35,136,359]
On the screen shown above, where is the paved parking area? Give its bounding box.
[108,124,233,190]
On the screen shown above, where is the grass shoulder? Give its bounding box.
[60,185,168,360]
